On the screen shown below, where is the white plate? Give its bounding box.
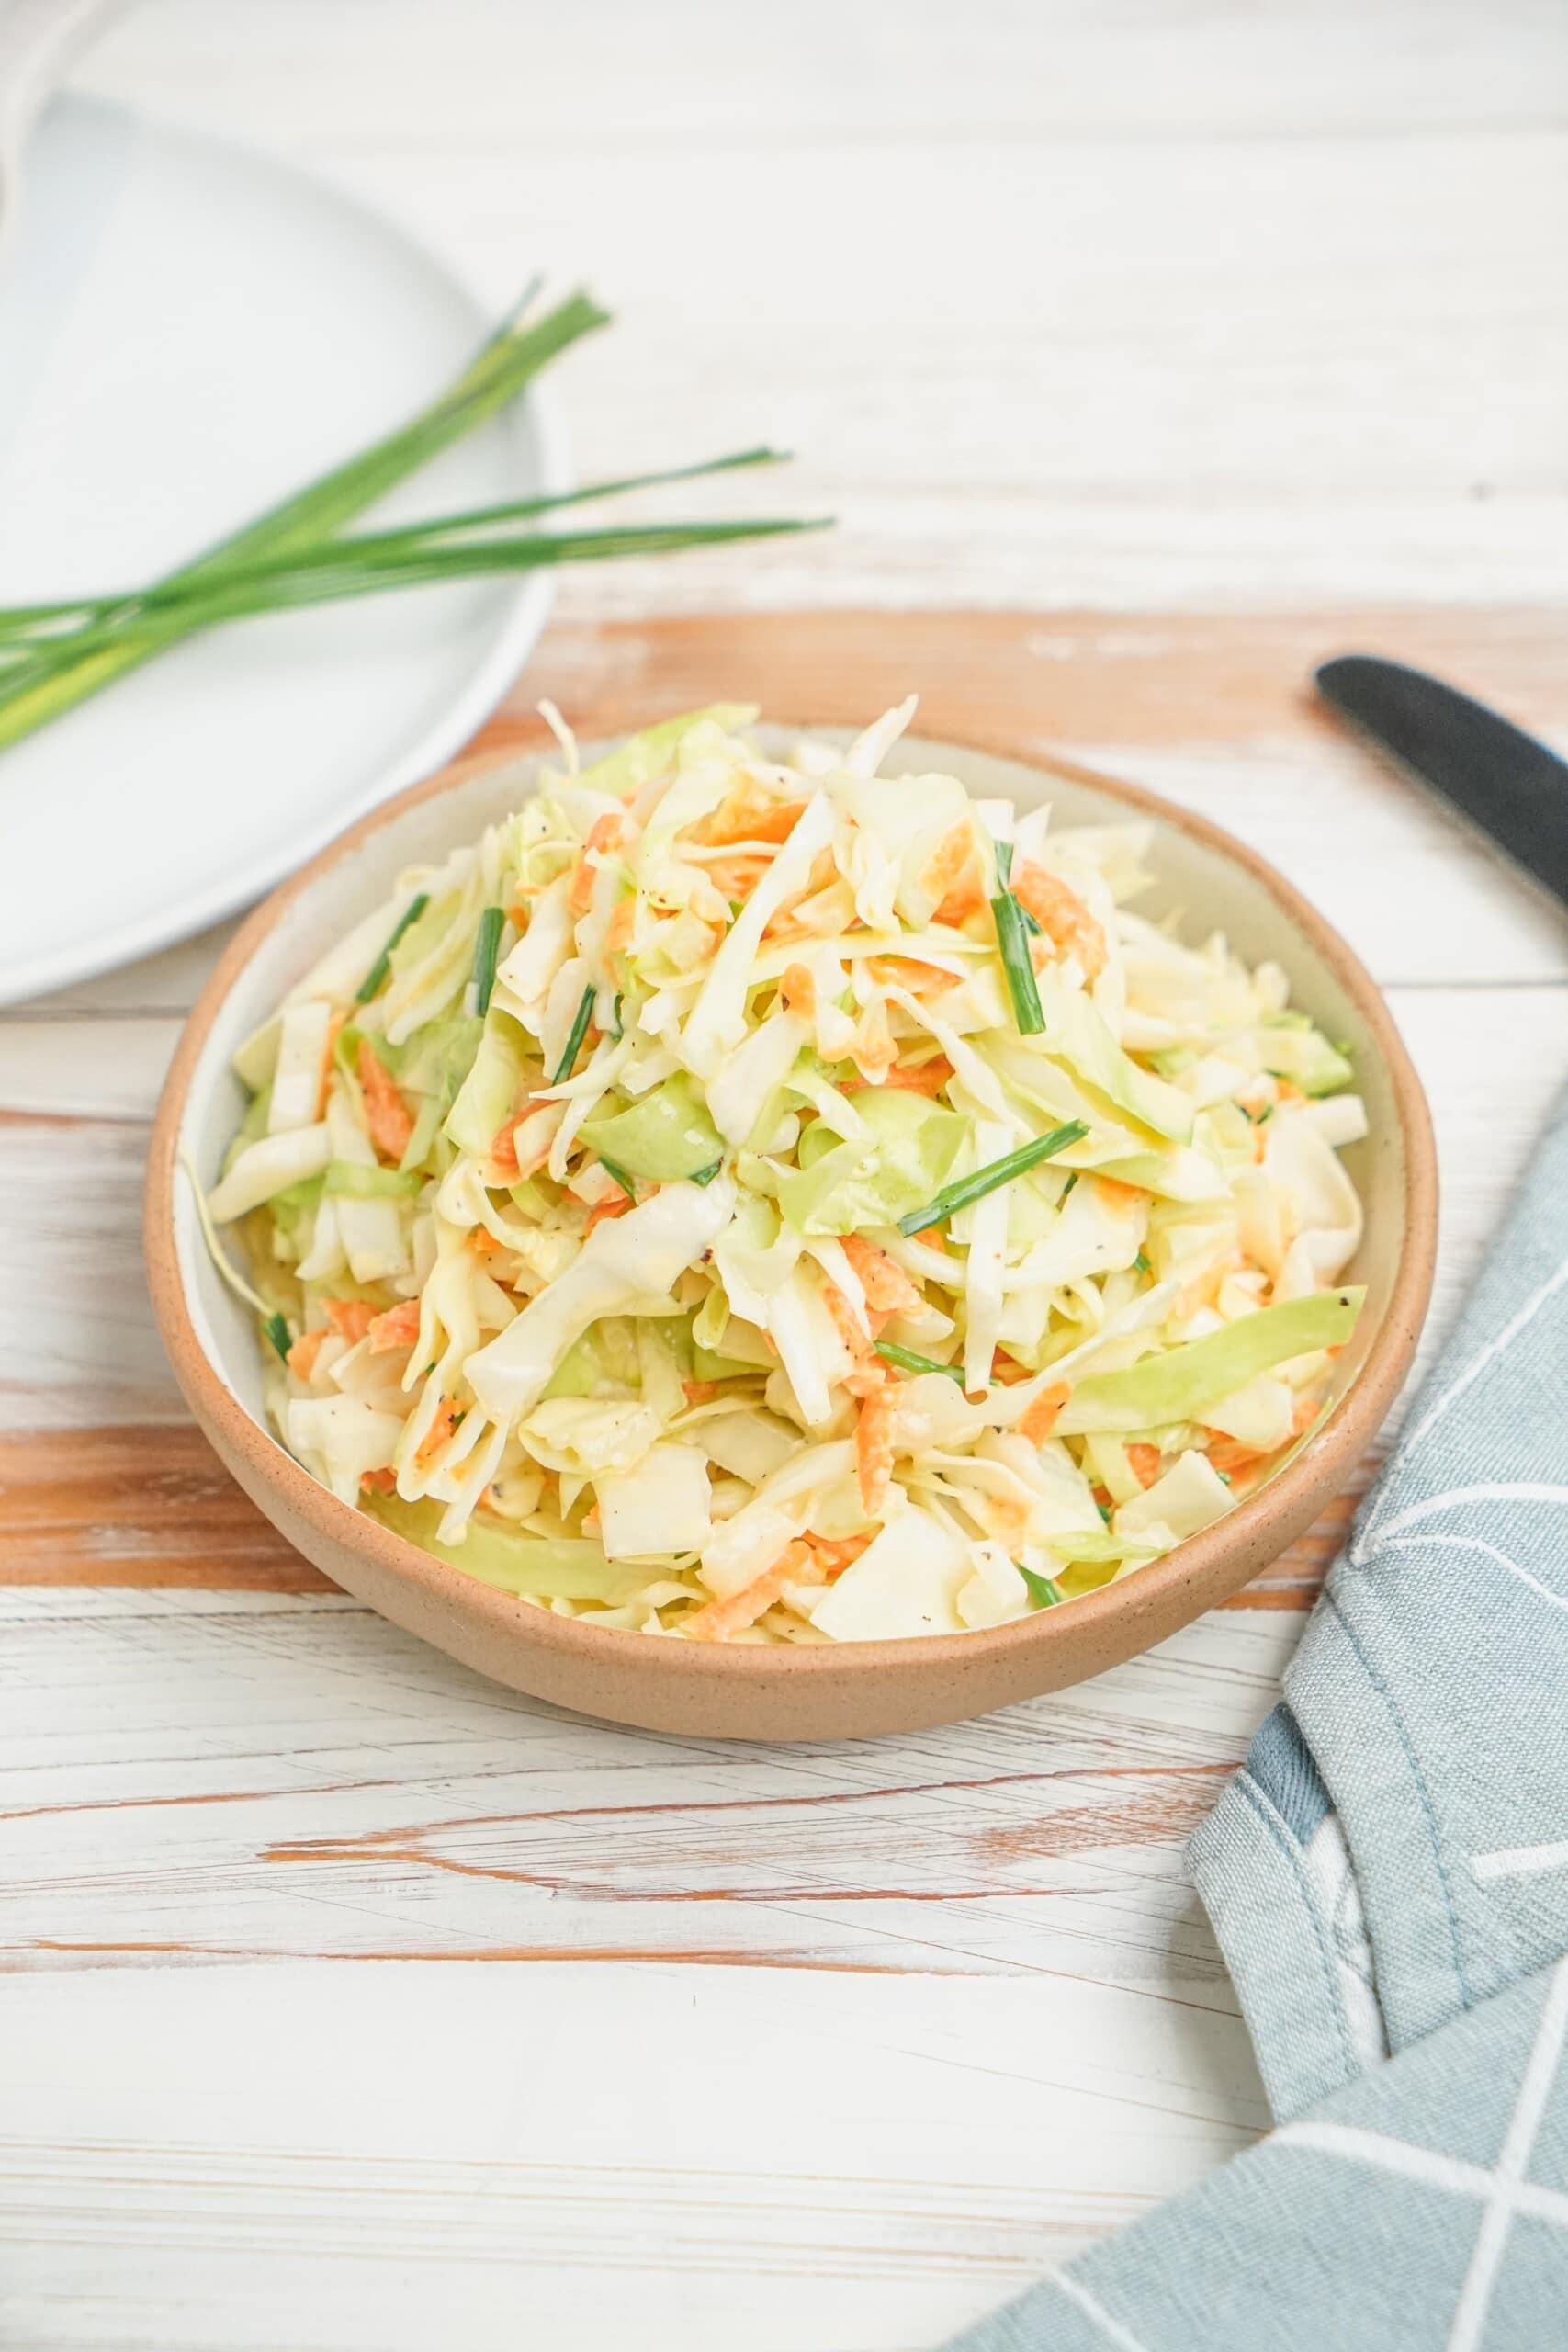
[0,95,566,1005]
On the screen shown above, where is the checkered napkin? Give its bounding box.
[947,1095,1568,2350]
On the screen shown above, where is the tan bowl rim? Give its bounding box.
[145,714,1438,1688]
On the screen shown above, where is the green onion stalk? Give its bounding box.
[0,291,828,760]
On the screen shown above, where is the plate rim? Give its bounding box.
[0,92,570,1006]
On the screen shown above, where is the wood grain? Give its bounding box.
[6,8,1567,2343]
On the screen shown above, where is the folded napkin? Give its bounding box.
[948,1097,1568,2350]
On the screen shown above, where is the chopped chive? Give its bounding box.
[992,890,1045,1035]
[264,1311,291,1362]
[355,890,430,1002]
[993,837,1013,886]
[1258,1103,1274,1125]
[550,984,595,1084]
[689,1159,725,1187]
[874,1340,966,1385]
[898,1120,1088,1237]
[596,1153,636,1199]
[1096,1499,1113,1524]
[1019,1564,1063,1609]
[469,904,503,1016]
[610,992,624,1038]
[1134,1248,1151,1274]
[1060,1170,1079,1201]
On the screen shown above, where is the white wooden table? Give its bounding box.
[4,6,1566,2347]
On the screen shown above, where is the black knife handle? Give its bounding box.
[1316,654,1568,914]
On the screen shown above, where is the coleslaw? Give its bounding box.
[209,702,1367,1644]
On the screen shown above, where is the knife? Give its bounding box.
[1314,654,1568,914]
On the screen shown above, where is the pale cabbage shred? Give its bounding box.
[216,702,1368,1645]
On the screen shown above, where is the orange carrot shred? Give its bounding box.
[356,1039,414,1163]
[1019,1380,1072,1445]
[684,1540,822,1642]
[322,1297,376,1342]
[367,1300,422,1353]
[1126,1442,1163,1489]
[287,1329,330,1381]
[855,1382,898,1514]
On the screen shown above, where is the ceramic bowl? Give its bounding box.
[145,724,1437,1740]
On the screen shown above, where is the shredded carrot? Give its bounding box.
[1126,1442,1163,1489]
[843,1054,953,1097]
[804,1532,873,1578]
[1204,1409,1316,1481]
[705,854,773,901]
[849,998,898,1085]
[322,1297,377,1343]
[569,812,623,913]
[1019,1380,1072,1444]
[490,1123,522,1179]
[767,877,857,943]
[586,1190,636,1235]
[415,1397,463,1466]
[1011,860,1106,978]
[682,1378,726,1408]
[932,878,986,926]
[921,820,978,917]
[356,1038,414,1162]
[367,1300,422,1353]
[580,1505,602,1535]
[841,1234,924,1317]
[866,955,962,996]
[605,897,637,954]
[988,1493,1032,1549]
[778,963,818,1017]
[855,1381,898,1514]
[989,1349,1035,1386]
[822,1281,874,1363]
[684,1540,822,1643]
[761,848,839,941]
[1203,1433,1262,1479]
[359,1466,398,1495]
[287,1329,330,1381]
[1094,1175,1145,1212]
[702,793,807,847]
[489,1095,537,1178]
[468,1226,505,1259]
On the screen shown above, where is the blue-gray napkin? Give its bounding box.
[947,1095,1568,2350]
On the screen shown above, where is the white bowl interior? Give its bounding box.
[173,729,1405,1457]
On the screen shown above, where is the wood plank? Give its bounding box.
[0,1426,330,1591]
[0,1585,1297,1979]
[0,1960,1265,2351]
[76,0,1567,146]
[15,14,1568,2344]
[76,6,1568,617]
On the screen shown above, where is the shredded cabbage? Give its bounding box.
[212,704,1370,1645]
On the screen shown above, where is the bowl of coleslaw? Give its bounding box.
[146,702,1436,1738]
